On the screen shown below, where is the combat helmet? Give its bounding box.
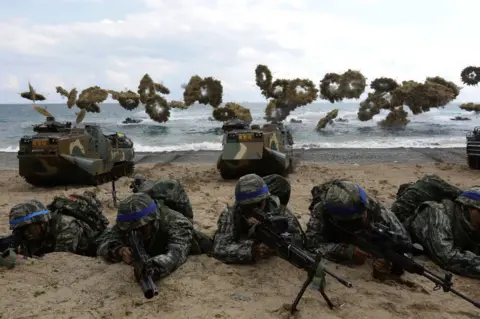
[455,186,480,209]
[9,200,51,231]
[235,174,270,205]
[324,181,368,221]
[116,193,159,231]
[262,174,291,206]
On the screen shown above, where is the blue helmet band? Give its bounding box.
[9,209,49,225]
[235,185,269,201]
[460,191,480,201]
[116,202,157,222]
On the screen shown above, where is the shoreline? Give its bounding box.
[0,147,467,170]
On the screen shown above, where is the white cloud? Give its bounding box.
[105,70,131,89]
[1,75,20,91]
[0,0,479,103]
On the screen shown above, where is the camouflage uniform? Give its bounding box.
[391,175,462,222]
[47,191,109,233]
[404,187,480,279]
[131,175,193,220]
[212,174,304,264]
[131,175,212,253]
[97,193,194,280]
[306,180,410,263]
[8,192,104,257]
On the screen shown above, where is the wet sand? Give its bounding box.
[0,147,467,170]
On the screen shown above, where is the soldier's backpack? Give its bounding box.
[47,192,109,234]
[391,175,462,222]
[137,180,194,220]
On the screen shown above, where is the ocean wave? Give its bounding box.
[0,103,473,154]
[286,110,477,127]
[0,137,465,153]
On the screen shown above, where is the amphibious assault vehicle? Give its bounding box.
[18,115,135,186]
[466,126,480,169]
[217,120,294,179]
[122,117,142,124]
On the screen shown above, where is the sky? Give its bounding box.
[0,0,478,103]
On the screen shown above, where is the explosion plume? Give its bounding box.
[255,64,319,122]
[460,66,480,86]
[316,109,339,131]
[182,75,223,107]
[358,76,459,127]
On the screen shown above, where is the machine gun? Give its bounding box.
[247,209,352,314]
[128,230,159,299]
[331,222,480,309]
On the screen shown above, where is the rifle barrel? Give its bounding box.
[140,276,159,299]
[343,223,480,309]
[450,289,480,308]
[129,231,159,299]
[422,271,480,308]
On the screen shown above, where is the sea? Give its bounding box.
[0,102,476,152]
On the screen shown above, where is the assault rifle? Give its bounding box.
[247,209,352,314]
[128,230,159,299]
[331,222,480,309]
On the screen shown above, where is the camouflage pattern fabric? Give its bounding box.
[8,198,103,257]
[323,181,368,221]
[136,178,194,220]
[9,200,51,230]
[47,191,109,233]
[455,186,480,209]
[133,176,212,253]
[43,214,96,256]
[212,195,304,264]
[309,180,339,212]
[18,121,135,187]
[234,174,270,205]
[406,198,480,279]
[262,174,291,206]
[306,180,410,263]
[97,193,194,280]
[391,175,462,222]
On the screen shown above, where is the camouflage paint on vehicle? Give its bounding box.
[217,122,294,179]
[466,126,480,169]
[221,130,264,160]
[17,117,135,186]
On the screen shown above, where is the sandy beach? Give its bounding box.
[0,148,478,319]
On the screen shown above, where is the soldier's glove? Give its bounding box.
[311,262,326,291]
[0,248,27,269]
